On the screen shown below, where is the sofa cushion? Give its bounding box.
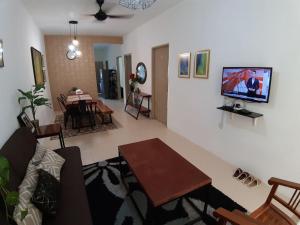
[31,143,48,166]
[31,169,60,216]
[37,151,65,181]
[43,147,93,225]
[0,128,37,182]
[13,162,42,225]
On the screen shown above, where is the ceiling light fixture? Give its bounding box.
[119,0,157,10]
[66,20,82,60]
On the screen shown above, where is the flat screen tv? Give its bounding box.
[221,67,272,103]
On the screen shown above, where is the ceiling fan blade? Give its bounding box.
[107,14,134,19]
[102,2,117,13]
[82,14,96,17]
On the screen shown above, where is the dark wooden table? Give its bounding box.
[118,138,212,224]
[125,91,152,120]
[35,124,65,148]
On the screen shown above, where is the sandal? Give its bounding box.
[243,175,255,185]
[248,178,261,187]
[233,168,243,179]
[237,172,250,182]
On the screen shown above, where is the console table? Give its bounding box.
[125,91,152,120]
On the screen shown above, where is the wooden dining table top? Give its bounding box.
[66,94,93,103]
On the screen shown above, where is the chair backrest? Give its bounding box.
[57,97,66,113]
[60,94,67,102]
[265,180,300,219]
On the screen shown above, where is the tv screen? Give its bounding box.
[221,67,272,103]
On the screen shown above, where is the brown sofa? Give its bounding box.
[0,127,93,225]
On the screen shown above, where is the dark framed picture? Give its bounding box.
[31,47,44,85]
[17,112,35,133]
[0,40,4,68]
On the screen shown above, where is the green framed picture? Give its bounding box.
[194,49,210,79]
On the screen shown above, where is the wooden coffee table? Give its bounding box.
[118,138,212,224]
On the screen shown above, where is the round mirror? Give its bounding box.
[136,62,147,84]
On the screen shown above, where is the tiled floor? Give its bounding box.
[43,98,270,213]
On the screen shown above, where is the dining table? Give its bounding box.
[66,94,93,104]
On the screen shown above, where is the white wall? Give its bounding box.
[122,0,300,184]
[0,0,54,147]
[94,44,122,69]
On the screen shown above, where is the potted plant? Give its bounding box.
[0,155,19,223]
[17,84,51,128]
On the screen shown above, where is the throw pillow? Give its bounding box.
[13,162,42,225]
[31,169,60,216]
[37,150,65,181]
[31,143,48,166]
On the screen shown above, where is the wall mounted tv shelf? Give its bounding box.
[217,106,263,126]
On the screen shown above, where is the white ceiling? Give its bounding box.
[22,0,182,36]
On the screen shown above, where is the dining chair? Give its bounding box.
[60,93,67,102]
[214,177,300,225]
[75,100,96,131]
[57,96,78,129]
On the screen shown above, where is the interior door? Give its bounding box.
[152,45,169,125]
[124,54,132,100]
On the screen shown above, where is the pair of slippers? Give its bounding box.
[233,168,261,187]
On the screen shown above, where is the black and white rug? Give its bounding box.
[83,157,246,225]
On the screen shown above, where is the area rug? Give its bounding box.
[83,157,247,225]
[52,114,120,139]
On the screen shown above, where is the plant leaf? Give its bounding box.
[18,97,27,104]
[18,89,33,100]
[0,155,9,187]
[33,98,49,106]
[5,191,19,206]
[21,209,28,221]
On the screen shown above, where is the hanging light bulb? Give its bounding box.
[68,44,75,51]
[66,20,81,60]
[75,50,82,57]
[72,39,79,46]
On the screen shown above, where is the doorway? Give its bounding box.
[152,44,169,126]
[124,54,132,100]
[116,56,125,99]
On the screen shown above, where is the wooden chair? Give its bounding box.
[214,177,300,225]
[75,100,96,131]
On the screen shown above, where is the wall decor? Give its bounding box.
[31,47,44,85]
[136,62,147,84]
[178,52,191,78]
[194,49,210,79]
[0,40,4,68]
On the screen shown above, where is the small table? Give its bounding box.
[118,138,212,224]
[125,91,152,120]
[35,124,65,148]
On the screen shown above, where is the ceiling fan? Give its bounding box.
[86,0,133,21]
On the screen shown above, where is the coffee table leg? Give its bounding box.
[203,184,211,217]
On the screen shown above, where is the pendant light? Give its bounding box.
[66,21,82,60]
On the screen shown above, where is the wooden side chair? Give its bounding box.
[214,177,300,225]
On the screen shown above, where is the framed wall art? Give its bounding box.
[0,40,4,68]
[31,47,44,85]
[178,52,191,78]
[194,49,210,79]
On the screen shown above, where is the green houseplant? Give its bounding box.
[0,155,19,222]
[17,84,51,127]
